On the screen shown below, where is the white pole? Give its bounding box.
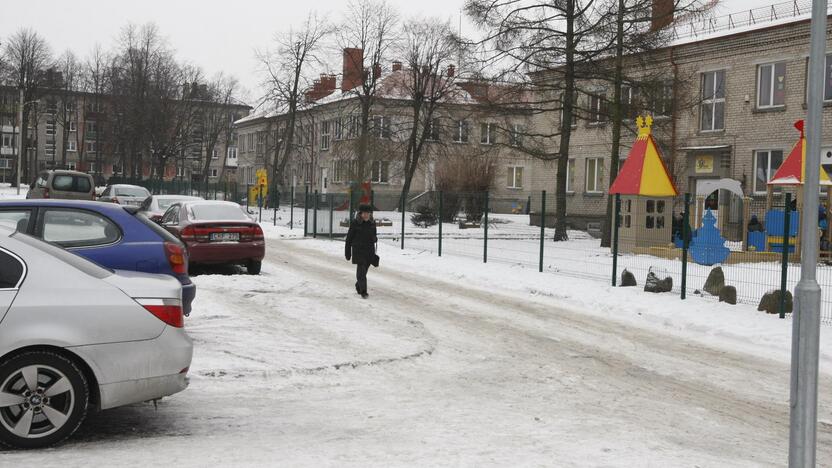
[789,0,827,466]
[16,88,24,196]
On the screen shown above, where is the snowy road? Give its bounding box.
[4,236,832,467]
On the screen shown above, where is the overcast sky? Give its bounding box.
[0,0,793,107]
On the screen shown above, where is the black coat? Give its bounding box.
[345,218,377,265]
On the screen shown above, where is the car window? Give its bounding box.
[52,175,74,191]
[75,176,92,193]
[12,232,112,279]
[101,186,110,197]
[0,210,32,232]
[158,198,184,210]
[35,174,48,188]
[188,204,249,221]
[0,249,25,289]
[115,187,149,197]
[42,209,121,248]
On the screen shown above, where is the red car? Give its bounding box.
[160,200,265,274]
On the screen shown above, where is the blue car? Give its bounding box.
[0,199,196,314]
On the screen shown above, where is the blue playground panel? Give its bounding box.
[765,210,799,253]
[747,231,766,251]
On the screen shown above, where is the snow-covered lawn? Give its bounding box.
[5,221,832,466]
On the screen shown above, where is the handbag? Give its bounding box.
[371,242,379,267]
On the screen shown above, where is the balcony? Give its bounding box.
[225,158,238,168]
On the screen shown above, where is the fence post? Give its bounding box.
[303,186,309,237]
[612,193,621,286]
[780,192,792,319]
[539,190,546,272]
[273,190,279,227]
[438,191,443,257]
[258,184,264,223]
[329,193,334,239]
[681,193,691,299]
[313,190,319,239]
[401,192,406,250]
[290,185,294,230]
[483,191,489,264]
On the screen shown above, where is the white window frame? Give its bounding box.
[453,120,469,143]
[66,162,76,171]
[480,123,495,145]
[334,118,343,140]
[227,146,237,160]
[176,166,186,178]
[588,93,606,123]
[85,141,97,153]
[321,120,331,150]
[87,162,96,174]
[68,120,77,132]
[753,149,785,195]
[700,70,726,132]
[209,168,219,178]
[67,140,77,152]
[0,158,10,169]
[371,160,389,184]
[372,115,391,139]
[585,157,604,193]
[757,62,786,109]
[507,166,523,189]
[509,124,524,147]
[212,149,218,160]
[1,134,11,148]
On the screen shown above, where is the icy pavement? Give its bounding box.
[4,230,832,466]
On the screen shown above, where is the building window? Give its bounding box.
[565,159,576,193]
[85,141,96,153]
[700,70,725,131]
[67,140,77,152]
[645,199,666,229]
[68,120,77,132]
[45,122,56,136]
[209,168,219,178]
[753,149,784,194]
[176,166,185,177]
[238,134,245,153]
[0,158,10,169]
[480,123,496,145]
[334,118,343,140]
[585,157,604,193]
[427,119,440,141]
[509,124,524,147]
[371,160,389,183]
[649,82,673,117]
[87,162,96,174]
[757,62,786,108]
[247,133,255,152]
[257,131,266,154]
[507,166,523,189]
[348,115,359,139]
[113,164,123,175]
[66,162,76,171]
[212,149,218,160]
[321,120,331,150]
[588,93,607,123]
[372,116,391,139]
[227,146,237,160]
[1,134,12,148]
[560,93,579,128]
[453,120,469,143]
[823,54,832,101]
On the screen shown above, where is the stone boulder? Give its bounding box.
[644,271,673,293]
[620,269,637,287]
[758,289,793,314]
[718,285,737,305]
[703,266,725,296]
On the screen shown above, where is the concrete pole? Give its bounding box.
[16,88,24,195]
[789,0,827,465]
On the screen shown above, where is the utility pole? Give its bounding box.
[16,88,24,195]
[789,0,827,466]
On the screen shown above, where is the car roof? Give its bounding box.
[44,170,93,177]
[110,184,147,189]
[0,199,132,214]
[181,200,241,207]
[152,195,202,200]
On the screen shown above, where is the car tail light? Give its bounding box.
[164,242,188,275]
[240,225,264,241]
[137,298,184,328]
[181,225,210,242]
[112,198,120,204]
[43,188,50,199]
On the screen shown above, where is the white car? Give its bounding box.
[0,225,193,449]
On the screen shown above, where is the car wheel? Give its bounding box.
[0,351,89,449]
[246,260,262,275]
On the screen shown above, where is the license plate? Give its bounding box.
[210,232,240,241]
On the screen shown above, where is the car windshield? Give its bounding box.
[158,197,194,210]
[116,187,149,197]
[11,231,113,279]
[187,204,249,221]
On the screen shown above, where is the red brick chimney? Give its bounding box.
[651,0,674,31]
[342,48,364,91]
[447,65,455,78]
[372,63,382,81]
[392,61,402,72]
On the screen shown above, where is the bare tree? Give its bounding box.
[83,45,109,182]
[337,0,399,183]
[257,13,330,191]
[396,18,461,205]
[196,73,240,191]
[2,28,53,183]
[56,50,81,168]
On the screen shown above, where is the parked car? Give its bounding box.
[139,195,203,222]
[25,170,96,201]
[98,184,151,207]
[161,200,265,275]
[0,200,196,315]
[0,225,192,449]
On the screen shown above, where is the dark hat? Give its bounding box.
[358,204,373,213]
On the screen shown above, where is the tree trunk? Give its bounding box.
[553,0,576,242]
[601,0,626,248]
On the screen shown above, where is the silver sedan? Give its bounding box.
[0,226,193,449]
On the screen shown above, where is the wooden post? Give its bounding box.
[765,185,773,252]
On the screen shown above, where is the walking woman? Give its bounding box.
[345,204,377,298]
